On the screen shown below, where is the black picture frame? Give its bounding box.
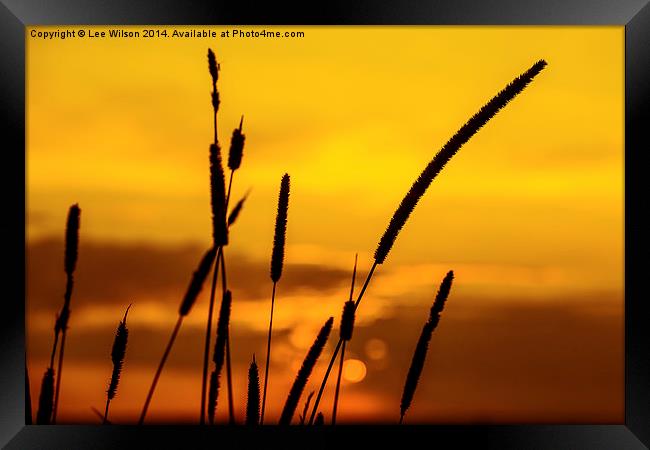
[1,1,648,448]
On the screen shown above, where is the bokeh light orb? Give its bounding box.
[343,359,367,383]
[365,338,387,361]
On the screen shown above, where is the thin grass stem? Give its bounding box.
[260,282,276,425]
[103,399,111,425]
[332,341,346,426]
[279,317,333,425]
[219,246,235,424]
[139,316,183,425]
[309,261,377,425]
[200,248,222,424]
[226,335,234,424]
[51,327,67,423]
[308,338,342,425]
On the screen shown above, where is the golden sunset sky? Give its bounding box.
[26,26,623,424]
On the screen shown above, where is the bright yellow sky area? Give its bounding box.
[26,26,623,423]
[27,25,623,293]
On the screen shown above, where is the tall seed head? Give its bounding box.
[207,370,219,424]
[212,290,232,370]
[179,247,216,316]
[278,316,333,425]
[210,144,228,246]
[374,60,547,264]
[400,270,455,422]
[207,48,219,85]
[400,321,435,421]
[107,305,130,400]
[227,191,249,227]
[64,204,81,275]
[36,368,55,424]
[207,290,231,424]
[246,355,261,425]
[270,174,290,283]
[340,300,356,341]
[430,270,454,321]
[228,116,245,171]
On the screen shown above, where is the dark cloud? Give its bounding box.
[27,237,358,310]
[28,318,283,371]
[27,210,53,227]
[344,298,623,423]
[26,237,622,422]
[28,288,623,422]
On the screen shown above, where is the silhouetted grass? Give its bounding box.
[201,246,222,425]
[210,144,229,248]
[228,191,249,227]
[208,48,220,142]
[228,116,245,171]
[271,174,290,283]
[299,391,314,425]
[36,368,54,424]
[201,48,245,424]
[201,48,224,424]
[201,141,228,423]
[261,173,291,424]
[91,406,111,424]
[32,53,548,427]
[207,370,219,421]
[214,291,232,376]
[179,249,218,316]
[208,290,232,424]
[309,60,547,424]
[339,300,356,342]
[37,204,81,424]
[51,203,80,423]
[64,205,80,276]
[332,255,358,426]
[219,118,248,424]
[374,60,547,264]
[399,271,454,424]
[279,317,333,425]
[104,305,131,424]
[246,355,260,425]
[139,247,216,425]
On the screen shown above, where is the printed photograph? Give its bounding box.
[25,26,623,425]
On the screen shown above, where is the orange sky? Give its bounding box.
[26,26,623,424]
